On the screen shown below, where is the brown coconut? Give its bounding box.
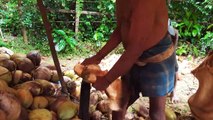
[0,59,16,71]
[34,79,56,96]
[14,81,43,96]
[14,57,35,73]
[0,90,21,120]
[51,70,59,82]
[21,72,32,82]
[27,50,41,66]
[17,107,29,120]
[31,96,49,109]
[12,70,23,85]
[10,53,25,61]
[29,109,53,120]
[16,89,33,108]
[0,53,10,61]
[33,67,52,81]
[0,66,12,83]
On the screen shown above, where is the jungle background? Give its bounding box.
[0,0,212,119]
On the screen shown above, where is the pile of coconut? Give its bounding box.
[0,47,136,120]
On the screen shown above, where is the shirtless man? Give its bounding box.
[82,0,176,120]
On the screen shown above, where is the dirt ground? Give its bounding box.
[42,54,204,119]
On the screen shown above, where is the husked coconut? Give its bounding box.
[0,90,21,120]
[16,89,33,108]
[14,81,43,96]
[0,59,16,71]
[57,101,78,120]
[12,70,23,85]
[0,47,14,56]
[0,66,12,83]
[0,53,10,61]
[29,109,52,120]
[14,57,35,73]
[33,66,51,80]
[27,50,41,66]
[34,79,56,96]
[51,70,59,82]
[31,96,49,109]
[21,72,32,82]
[10,53,25,61]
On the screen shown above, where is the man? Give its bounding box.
[82,0,176,120]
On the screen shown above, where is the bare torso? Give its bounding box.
[116,0,168,50]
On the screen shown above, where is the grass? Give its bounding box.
[1,35,124,59]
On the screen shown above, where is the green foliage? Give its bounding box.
[52,29,77,52]
[169,0,213,56]
[0,38,8,47]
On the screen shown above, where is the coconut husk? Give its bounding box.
[0,66,12,83]
[10,53,25,61]
[0,53,10,61]
[16,88,33,108]
[51,70,59,82]
[14,57,35,73]
[14,81,43,96]
[12,70,23,85]
[57,101,78,120]
[96,99,111,113]
[17,107,29,120]
[0,90,21,120]
[31,96,49,109]
[0,47,14,56]
[21,72,32,82]
[27,50,41,66]
[0,59,16,71]
[34,79,56,96]
[29,109,53,120]
[33,67,51,81]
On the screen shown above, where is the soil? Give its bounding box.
[42,54,204,120]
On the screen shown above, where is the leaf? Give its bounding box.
[55,40,66,52]
[65,37,77,49]
[54,30,66,36]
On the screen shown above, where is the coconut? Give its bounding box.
[0,90,21,120]
[27,50,41,66]
[57,101,78,120]
[14,57,35,73]
[165,107,177,120]
[10,53,25,61]
[21,72,32,82]
[51,70,59,82]
[0,47,14,56]
[0,66,12,83]
[17,107,29,120]
[34,79,56,96]
[96,99,111,113]
[0,59,16,71]
[29,109,52,120]
[16,89,33,108]
[31,96,49,109]
[12,70,23,85]
[0,53,10,61]
[14,81,43,96]
[33,67,52,81]
[90,110,103,120]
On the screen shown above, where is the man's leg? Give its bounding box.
[149,96,166,120]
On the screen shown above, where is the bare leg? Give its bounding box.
[149,96,166,120]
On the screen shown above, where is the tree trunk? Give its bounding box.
[18,0,28,44]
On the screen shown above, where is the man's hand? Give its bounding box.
[81,55,101,65]
[92,76,110,91]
